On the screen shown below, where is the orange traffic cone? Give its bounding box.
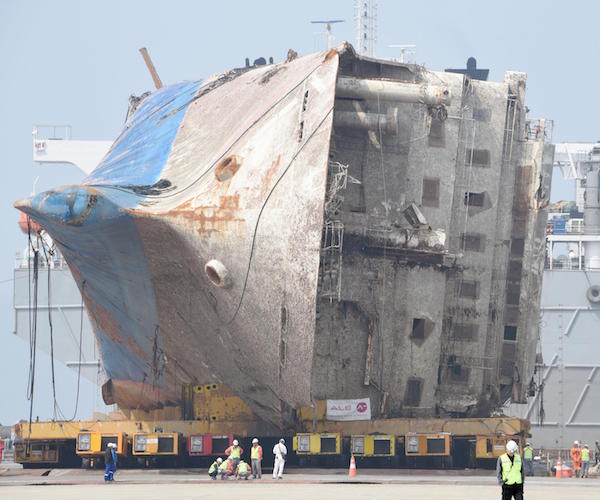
[349,455,357,477]
[555,456,562,478]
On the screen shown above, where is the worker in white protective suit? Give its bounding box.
[272,438,287,479]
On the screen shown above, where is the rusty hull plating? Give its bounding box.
[15,44,553,430]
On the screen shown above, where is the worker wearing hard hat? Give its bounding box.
[523,443,534,476]
[581,444,591,478]
[219,457,234,480]
[103,443,117,482]
[250,438,263,479]
[570,441,582,478]
[225,439,244,470]
[272,438,287,479]
[236,459,251,480]
[208,457,222,480]
[103,443,115,482]
[496,440,524,500]
[109,443,118,480]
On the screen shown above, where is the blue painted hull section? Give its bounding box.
[15,50,340,424]
[19,81,206,391]
[21,187,160,386]
[86,81,202,189]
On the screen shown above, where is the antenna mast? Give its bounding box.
[389,44,417,64]
[355,0,377,57]
[311,19,345,50]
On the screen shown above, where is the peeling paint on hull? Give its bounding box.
[15,45,554,430]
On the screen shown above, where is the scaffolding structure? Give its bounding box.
[319,162,353,302]
[355,0,377,57]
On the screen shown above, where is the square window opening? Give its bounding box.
[504,325,517,341]
[404,378,423,407]
[464,191,485,207]
[411,318,426,340]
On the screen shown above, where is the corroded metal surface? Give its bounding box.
[15,44,553,429]
[16,49,340,429]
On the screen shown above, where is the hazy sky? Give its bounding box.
[0,0,597,424]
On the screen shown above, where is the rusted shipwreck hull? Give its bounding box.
[16,44,553,430]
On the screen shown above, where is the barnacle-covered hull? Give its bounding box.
[16,45,554,429]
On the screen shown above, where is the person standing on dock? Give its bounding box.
[109,443,118,481]
[581,445,591,478]
[496,440,524,500]
[104,443,114,482]
[103,443,117,482]
[225,440,243,470]
[272,438,287,480]
[570,441,582,478]
[523,443,534,476]
[250,438,263,479]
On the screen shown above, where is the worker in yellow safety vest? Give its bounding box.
[523,443,534,476]
[496,440,524,500]
[218,457,234,480]
[208,457,222,480]
[250,438,263,479]
[581,444,591,478]
[225,439,244,469]
[236,459,251,480]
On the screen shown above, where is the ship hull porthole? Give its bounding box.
[205,259,231,288]
[586,285,600,303]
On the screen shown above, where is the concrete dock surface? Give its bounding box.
[0,468,598,499]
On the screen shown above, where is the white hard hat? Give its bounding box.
[217,457,223,463]
[109,443,117,448]
[506,440,519,453]
[252,438,259,444]
[279,438,285,444]
[233,439,239,446]
[574,440,579,445]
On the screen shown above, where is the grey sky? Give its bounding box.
[0,0,596,424]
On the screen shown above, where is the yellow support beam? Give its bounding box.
[13,418,272,441]
[295,403,529,437]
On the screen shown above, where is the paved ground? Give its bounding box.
[0,468,598,499]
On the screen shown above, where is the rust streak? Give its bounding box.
[168,190,245,235]
[259,155,281,199]
[323,48,338,62]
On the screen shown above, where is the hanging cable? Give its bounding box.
[52,278,86,423]
[225,106,334,325]
[68,280,85,421]
[41,241,58,421]
[26,223,39,441]
[26,220,32,447]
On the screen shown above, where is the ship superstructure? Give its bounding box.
[15,44,554,431]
